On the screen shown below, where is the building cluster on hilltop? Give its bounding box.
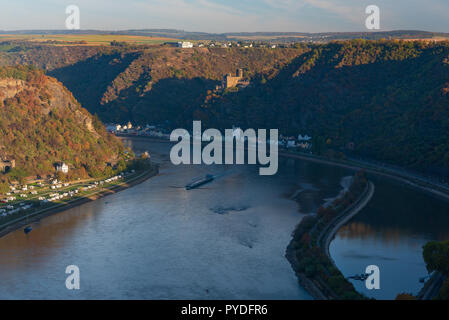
[177,41,194,48]
[167,40,284,49]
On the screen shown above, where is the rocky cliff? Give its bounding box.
[0,65,124,181]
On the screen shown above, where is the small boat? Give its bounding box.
[186,174,214,190]
[24,226,32,234]
[348,273,370,281]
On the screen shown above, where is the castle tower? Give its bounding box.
[0,158,15,173]
[223,73,232,88]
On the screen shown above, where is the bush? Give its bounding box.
[0,181,9,194]
[395,293,416,300]
[423,241,449,275]
[7,168,28,184]
[304,265,317,277]
[437,278,449,300]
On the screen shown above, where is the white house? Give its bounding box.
[178,41,193,48]
[56,162,69,174]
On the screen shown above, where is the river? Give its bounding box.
[1,138,448,300]
[0,139,353,299]
[330,175,449,299]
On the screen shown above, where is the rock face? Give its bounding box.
[0,79,26,100]
[0,66,123,180]
[44,78,99,137]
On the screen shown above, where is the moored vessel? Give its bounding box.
[185,174,214,190]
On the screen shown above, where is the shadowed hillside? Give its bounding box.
[47,46,308,123]
[2,41,449,176]
[203,40,449,176]
[49,51,141,119]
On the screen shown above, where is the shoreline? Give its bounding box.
[319,182,375,261]
[121,135,449,299]
[86,135,449,298]
[0,165,159,239]
[285,178,373,300]
[120,134,449,202]
[279,151,449,203]
[279,152,448,299]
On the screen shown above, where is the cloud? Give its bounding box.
[130,0,262,32]
[262,0,307,10]
[0,0,448,32]
[303,0,361,21]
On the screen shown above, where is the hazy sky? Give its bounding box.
[0,0,448,33]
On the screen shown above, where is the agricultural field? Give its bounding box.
[0,34,179,46]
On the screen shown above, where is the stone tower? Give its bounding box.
[0,159,15,173]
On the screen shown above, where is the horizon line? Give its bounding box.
[0,29,448,35]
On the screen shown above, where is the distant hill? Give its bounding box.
[1,29,448,42]
[0,65,124,183]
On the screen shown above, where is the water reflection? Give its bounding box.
[3,138,448,300]
[0,139,351,299]
[331,177,449,299]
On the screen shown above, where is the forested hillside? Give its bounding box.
[0,43,308,124]
[0,65,124,183]
[203,40,449,176]
[48,46,308,125]
[2,41,449,176]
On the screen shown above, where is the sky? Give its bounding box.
[0,0,448,33]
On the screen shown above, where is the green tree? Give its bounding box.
[116,159,127,172]
[437,278,449,300]
[0,181,9,194]
[423,241,449,275]
[7,168,28,184]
